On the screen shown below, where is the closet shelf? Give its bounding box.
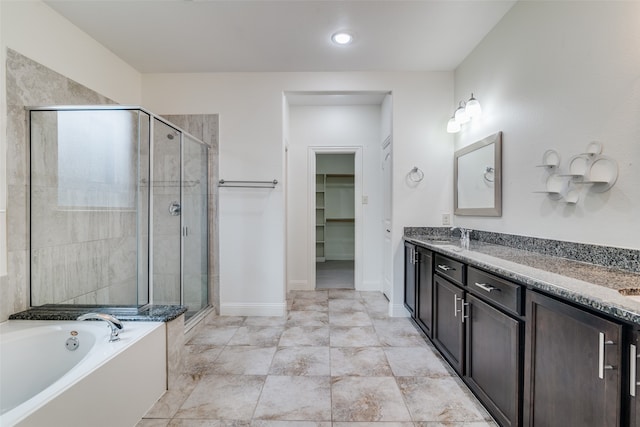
[326,218,355,223]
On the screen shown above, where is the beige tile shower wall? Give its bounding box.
[162,114,219,314]
[1,49,117,321]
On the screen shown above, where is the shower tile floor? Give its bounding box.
[136,290,497,427]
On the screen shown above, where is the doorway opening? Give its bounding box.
[315,153,355,289]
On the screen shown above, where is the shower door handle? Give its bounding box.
[169,201,181,216]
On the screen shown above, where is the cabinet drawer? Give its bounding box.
[434,254,465,286]
[467,267,522,316]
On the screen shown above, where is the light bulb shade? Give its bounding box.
[447,117,461,133]
[465,95,482,119]
[454,105,469,124]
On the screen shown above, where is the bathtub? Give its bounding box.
[0,319,166,427]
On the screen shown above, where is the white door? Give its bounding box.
[382,137,392,300]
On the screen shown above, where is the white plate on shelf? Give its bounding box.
[540,149,560,168]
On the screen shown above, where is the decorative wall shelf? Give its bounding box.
[534,142,618,204]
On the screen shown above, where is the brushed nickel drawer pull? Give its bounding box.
[474,282,500,293]
[631,344,638,397]
[453,294,459,317]
[462,301,469,323]
[598,332,615,379]
[438,264,454,271]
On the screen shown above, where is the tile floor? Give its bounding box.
[316,261,355,289]
[137,290,497,427]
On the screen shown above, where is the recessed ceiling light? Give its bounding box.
[331,32,353,45]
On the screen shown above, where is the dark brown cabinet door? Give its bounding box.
[404,241,416,317]
[524,291,622,427]
[416,247,433,338]
[629,330,640,427]
[465,294,521,427]
[433,274,465,375]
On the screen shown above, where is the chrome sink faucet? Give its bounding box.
[451,226,471,250]
[77,312,124,342]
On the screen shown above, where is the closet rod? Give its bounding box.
[218,179,278,188]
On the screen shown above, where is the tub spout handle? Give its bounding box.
[77,313,124,342]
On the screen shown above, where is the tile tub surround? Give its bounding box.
[136,290,497,426]
[405,231,640,325]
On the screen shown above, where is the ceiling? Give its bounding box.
[45,0,516,74]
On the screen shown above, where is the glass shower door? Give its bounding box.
[182,135,209,319]
[152,118,181,305]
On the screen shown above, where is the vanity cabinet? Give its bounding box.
[404,241,417,317]
[433,274,466,375]
[416,247,434,338]
[524,291,622,427]
[464,267,523,427]
[465,294,521,427]
[630,330,640,426]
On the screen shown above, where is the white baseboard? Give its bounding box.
[220,302,286,317]
[357,280,382,292]
[287,280,312,291]
[389,303,411,318]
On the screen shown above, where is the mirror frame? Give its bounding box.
[454,131,502,217]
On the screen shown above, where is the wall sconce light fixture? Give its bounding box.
[447,93,482,133]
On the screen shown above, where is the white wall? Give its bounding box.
[453,1,640,250]
[288,106,380,290]
[1,1,141,104]
[142,72,454,315]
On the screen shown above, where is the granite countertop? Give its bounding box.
[405,236,640,326]
[8,304,188,322]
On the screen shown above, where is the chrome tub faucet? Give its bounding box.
[77,312,124,342]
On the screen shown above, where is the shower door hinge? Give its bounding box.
[182,226,189,237]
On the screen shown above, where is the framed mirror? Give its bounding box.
[454,131,502,216]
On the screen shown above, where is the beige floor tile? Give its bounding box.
[286,310,329,327]
[209,346,277,375]
[136,419,170,427]
[204,315,246,327]
[169,421,251,427]
[187,326,239,346]
[329,299,367,312]
[290,299,329,312]
[330,326,380,347]
[174,375,265,420]
[279,326,330,346]
[251,421,330,427]
[384,346,452,377]
[182,345,225,376]
[227,326,284,346]
[331,376,412,422]
[143,374,200,418]
[330,347,393,376]
[328,289,362,299]
[329,311,373,327]
[244,316,287,327]
[374,319,429,347]
[333,423,414,427]
[397,376,492,422]
[269,346,330,376]
[253,376,331,421]
[288,290,329,301]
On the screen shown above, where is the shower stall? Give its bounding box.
[28,106,210,322]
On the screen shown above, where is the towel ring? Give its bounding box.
[483,166,495,182]
[409,166,424,183]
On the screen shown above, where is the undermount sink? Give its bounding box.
[618,288,640,302]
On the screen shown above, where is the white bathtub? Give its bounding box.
[0,320,167,427]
